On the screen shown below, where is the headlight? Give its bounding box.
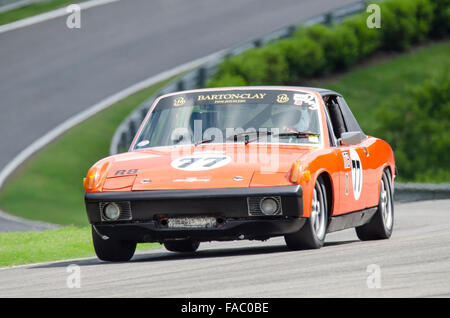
[260,197,280,215]
[103,203,120,220]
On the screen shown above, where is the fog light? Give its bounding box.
[103,203,120,220]
[260,197,279,215]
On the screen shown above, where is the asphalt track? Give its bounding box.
[0,209,58,231]
[0,0,361,230]
[0,199,448,297]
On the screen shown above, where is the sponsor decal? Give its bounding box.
[308,135,319,143]
[158,90,322,108]
[349,149,363,200]
[173,96,186,106]
[345,173,349,195]
[293,92,317,109]
[114,169,138,176]
[197,93,267,104]
[276,94,289,103]
[173,177,210,183]
[171,154,231,171]
[342,151,351,169]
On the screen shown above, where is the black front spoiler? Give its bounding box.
[94,217,307,243]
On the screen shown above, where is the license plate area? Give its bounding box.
[167,216,217,229]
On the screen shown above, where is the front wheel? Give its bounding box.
[355,169,394,240]
[164,239,200,253]
[92,226,136,262]
[285,176,328,250]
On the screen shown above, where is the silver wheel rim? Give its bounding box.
[380,177,393,231]
[311,185,326,240]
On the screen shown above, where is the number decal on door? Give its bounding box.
[171,154,231,171]
[349,149,363,200]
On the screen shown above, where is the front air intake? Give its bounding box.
[99,201,132,221]
[247,196,282,216]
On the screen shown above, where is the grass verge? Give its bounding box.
[0,0,84,26]
[0,75,172,267]
[0,226,160,267]
[0,78,173,226]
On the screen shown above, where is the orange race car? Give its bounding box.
[84,87,396,262]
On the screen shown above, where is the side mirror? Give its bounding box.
[339,131,364,146]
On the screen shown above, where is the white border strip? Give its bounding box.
[0,50,225,190]
[0,0,120,34]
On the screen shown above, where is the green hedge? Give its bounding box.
[207,46,289,87]
[430,0,450,37]
[207,0,448,87]
[374,67,450,182]
[380,0,435,50]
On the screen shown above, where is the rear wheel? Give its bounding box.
[164,239,200,253]
[285,176,328,250]
[92,226,136,262]
[355,169,394,240]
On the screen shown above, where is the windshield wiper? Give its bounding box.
[226,131,273,144]
[245,130,319,144]
[194,137,215,146]
[172,135,185,144]
[274,131,320,138]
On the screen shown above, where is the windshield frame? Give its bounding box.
[130,87,326,151]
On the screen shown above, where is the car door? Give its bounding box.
[323,95,370,214]
[335,96,375,211]
[335,144,369,213]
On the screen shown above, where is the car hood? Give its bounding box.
[102,144,315,191]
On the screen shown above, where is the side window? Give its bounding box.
[336,97,366,138]
[322,101,338,147]
[323,95,348,140]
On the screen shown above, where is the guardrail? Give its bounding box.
[394,183,450,203]
[110,0,368,155]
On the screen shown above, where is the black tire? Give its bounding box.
[164,239,200,253]
[92,226,136,262]
[285,176,328,250]
[355,169,394,240]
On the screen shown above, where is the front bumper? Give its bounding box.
[85,185,303,242]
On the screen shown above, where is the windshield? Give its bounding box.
[133,90,322,149]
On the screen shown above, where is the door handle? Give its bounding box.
[362,147,369,157]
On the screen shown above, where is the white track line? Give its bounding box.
[0,246,163,270]
[0,0,120,34]
[0,50,225,190]
[0,209,59,230]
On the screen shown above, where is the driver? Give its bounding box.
[270,104,313,133]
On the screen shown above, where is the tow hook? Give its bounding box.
[93,225,109,240]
